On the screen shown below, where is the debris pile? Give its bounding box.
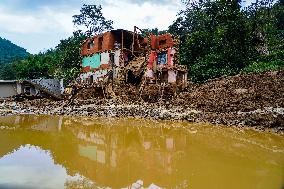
[75,86,105,100]
[0,70,283,133]
[177,71,284,112]
[176,71,284,131]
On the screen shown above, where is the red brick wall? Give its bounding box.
[81,31,175,56]
[81,39,90,56]
[81,37,97,56]
[151,35,157,49]
[102,32,115,51]
[150,34,174,50]
[81,32,116,56]
[92,36,99,52]
[157,34,174,49]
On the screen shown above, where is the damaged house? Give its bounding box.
[0,79,64,100]
[78,27,187,99]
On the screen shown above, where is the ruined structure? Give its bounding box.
[78,27,188,99]
[79,29,147,84]
[0,79,64,100]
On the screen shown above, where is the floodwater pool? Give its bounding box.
[0,115,283,189]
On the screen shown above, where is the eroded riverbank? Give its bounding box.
[0,98,283,134]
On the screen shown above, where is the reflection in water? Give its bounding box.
[0,145,77,189]
[0,115,283,189]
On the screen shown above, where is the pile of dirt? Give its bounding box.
[174,70,284,130]
[177,71,284,113]
[75,86,105,100]
[3,70,283,133]
[113,84,140,102]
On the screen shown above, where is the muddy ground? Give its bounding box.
[0,70,283,133]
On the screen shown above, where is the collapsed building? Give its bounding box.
[78,27,188,100]
[0,79,64,100]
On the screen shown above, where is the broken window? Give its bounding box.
[158,52,167,65]
[159,39,167,46]
[114,41,121,49]
[87,41,94,50]
[176,71,184,85]
[24,86,31,95]
[109,53,115,66]
[98,37,103,51]
[160,71,169,83]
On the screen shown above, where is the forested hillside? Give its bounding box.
[0,37,28,64]
[169,0,284,82]
[0,37,29,80]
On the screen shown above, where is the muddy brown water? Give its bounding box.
[0,115,283,189]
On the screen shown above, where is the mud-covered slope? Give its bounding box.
[177,71,284,113]
[2,70,283,133]
[64,70,284,130]
[174,70,284,130]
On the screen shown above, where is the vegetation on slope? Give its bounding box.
[0,37,28,65]
[0,37,29,80]
[169,0,284,82]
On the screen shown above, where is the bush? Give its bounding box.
[242,60,284,73]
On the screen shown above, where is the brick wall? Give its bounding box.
[81,38,97,56]
[81,39,90,56]
[81,31,175,56]
[102,32,115,51]
[81,32,116,56]
[151,34,174,50]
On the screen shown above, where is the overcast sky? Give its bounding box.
[0,0,183,54]
[0,0,254,54]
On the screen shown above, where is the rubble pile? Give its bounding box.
[113,84,140,102]
[140,84,161,102]
[176,70,284,131]
[0,70,283,133]
[75,86,105,100]
[177,71,284,112]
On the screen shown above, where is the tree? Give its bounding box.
[140,28,168,37]
[240,0,284,73]
[0,63,17,80]
[0,37,28,65]
[52,33,86,83]
[169,0,253,82]
[73,4,114,37]
[15,52,56,80]
[13,33,86,83]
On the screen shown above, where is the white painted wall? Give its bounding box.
[0,83,17,98]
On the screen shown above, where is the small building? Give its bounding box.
[0,79,64,99]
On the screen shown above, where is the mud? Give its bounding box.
[0,70,283,134]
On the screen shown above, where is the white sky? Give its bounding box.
[0,0,183,54]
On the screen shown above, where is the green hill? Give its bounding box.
[0,37,29,64]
